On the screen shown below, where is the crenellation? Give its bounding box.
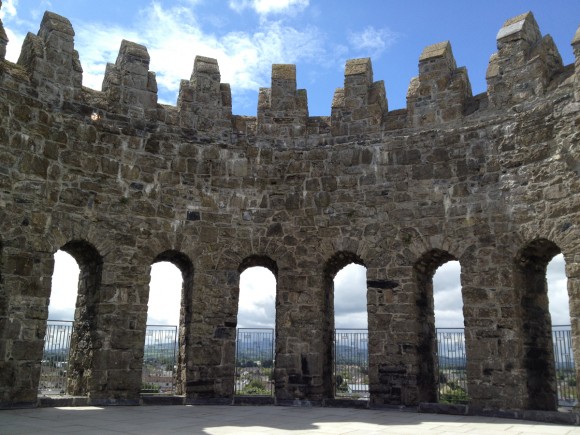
[177,56,233,139]
[331,58,387,137]
[487,12,564,108]
[257,64,309,141]
[17,11,82,103]
[102,40,158,120]
[407,41,472,127]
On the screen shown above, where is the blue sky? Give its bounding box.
[3,1,573,327]
[2,1,580,115]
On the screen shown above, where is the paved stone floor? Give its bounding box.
[2,405,580,435]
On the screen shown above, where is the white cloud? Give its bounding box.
[147,262,182,326]
[0,0,18,20]
[71,3,322,109]
[229,0,309,17]
[48,250,79,321]
[548,254,570,325]
[348,25,398,58]
[433,261,463,328]
[238,266,276,328]
[334,264,367,329]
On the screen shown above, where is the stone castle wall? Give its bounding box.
[0,9,580,410]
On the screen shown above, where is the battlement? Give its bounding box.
[1,9,579,140]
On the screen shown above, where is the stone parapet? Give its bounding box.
[16,11,83,102]
[102,40,158,119]
[486,12,563,108]
[177,56,233,139]
[257,64,308,142]
[406,41,472,127]
[331,58,387,137]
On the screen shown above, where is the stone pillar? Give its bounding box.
[256,64,308,143]
[406,41,471,127]
[0,248,53,407]
[486,12,563,108]
[572,25,580,101]
[460,245,529,410]
[17,11,83,102]
[275,267,326,404]
[177,56,233,138]
[367,266,428,406]
[185,267,238,403]
[331,58,387,137]
[102,40,158,119]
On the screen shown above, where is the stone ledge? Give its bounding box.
[140,395,186,406]
[323,398,369,409]
[233,396,275,406]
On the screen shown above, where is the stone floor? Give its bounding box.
[2,405,580,434]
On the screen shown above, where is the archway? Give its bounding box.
[142,260,183,395]
[323,251,367,399]
[54,240,103,396]
[433,260,466,404]
[235,255,277,397]
[147,250,193,396]
[514,238,565,411]
[334,263,368,398]
[40,250,81,395]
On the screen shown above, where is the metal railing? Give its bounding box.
[436,328,468,404]
[553,325,577,407]
[142,325,178,394]
[39,320,74,395]
[436,326,578,407]
[334,329,369,398]
[235,328,274,396]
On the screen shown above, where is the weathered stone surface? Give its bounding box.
[0,9,579,414]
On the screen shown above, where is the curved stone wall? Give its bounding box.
[0,9,579,410]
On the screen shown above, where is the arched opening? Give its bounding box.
[433,260,466,404]
[323,251,367,400]
[147,250,193,396]
[334,263,368,399]
[43,240,103,397]
[40,250,81,395]
[413,249,460,403]
[235,255,277,397]
[142,260,183,395]
[514,238,568,411]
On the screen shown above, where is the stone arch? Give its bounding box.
[238,254,279,277]
[514,238,562,411]
[322,251,367,399]
[413,248,459,403]
[58,239,103,396]
[150,250,194,395]
[235,254,278,396]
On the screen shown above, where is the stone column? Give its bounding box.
[460,246,528,410]
[185,267,238,403]
[275,267,326,404]
[0,248,53,407]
